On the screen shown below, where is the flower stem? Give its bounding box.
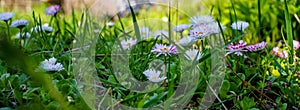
[180,32,183,39]
[55,15,61,34]
[6,21,10,40]
[19,28,23,48]
[53,15,61,55]
[163,55,167,86]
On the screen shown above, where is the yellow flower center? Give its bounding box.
[161,47,169,52]
[191,55,196,59]
[152,77,158,81]
[141,32,146,35]
[198,32,203,35]
[126,42,131,46]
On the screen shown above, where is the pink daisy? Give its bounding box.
[45,5,61,16]
[151,44,178,57]
[226,40,248,56]
[293,40,300,50]
[272,47,288,58]
[246,41,267,51]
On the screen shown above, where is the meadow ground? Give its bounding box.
[0,0,299,109]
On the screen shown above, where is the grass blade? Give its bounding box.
[127,0,141,41]
[284,0,294,64]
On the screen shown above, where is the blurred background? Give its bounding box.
[0,0,96,13]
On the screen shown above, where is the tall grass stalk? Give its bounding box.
[127,0,141,41]
[284,0,294,65]
[258,0,262,41]
[5,21,10,40]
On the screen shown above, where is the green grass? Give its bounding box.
[0,0,300,109]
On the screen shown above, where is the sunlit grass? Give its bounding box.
[0,0,299,109]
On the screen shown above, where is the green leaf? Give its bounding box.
[46,101,60,110]
[107,75,117,84]
[284,0,294,64]
[279,103,287,110]
[127,0,141,41]
[14,89,23,105]
[143,92,168,108]
[239,97,256,110]
[220,80,230,99]
[23,88,40,99]
[137,95,149,108]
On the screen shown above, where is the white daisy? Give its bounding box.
[173,24,190,33]
[143,69,166,83]
[185,49,203,61]
[208,22,226,34]
[189,24,211,39]
[11,19,29,29]
[16,32,31,39]
[189,22,225,39]
[37,57,64,72]
[190,15,215,25]
[139,27,151,39]
[31,24,54,33]
[231,21,249,32]
[177,36,197,47]
[0,12,14,21]
[153,30,169,39]
[120,38,137,50]
[106,22,115,27]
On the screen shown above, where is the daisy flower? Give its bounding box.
[120,38,137,50]
[139,27,151,39]
[151,44,178,57]
[15,32,31,39]
[45,5,61,16]
[185,49,203,61]
[32,24,54,33]
[225,40,248,56]
[208,22,226,34]
[189,22,226,39]
[0,12,14,21]
[189,24,211,39]
[173,24,190,33]
[177,36,197,47]
[231,21,249,32]
[37,57,64,72]
[106,22,115,27]
[272,47,288,58]
[153,30,169,39]
[246,41,267,52]
[143,69,166,83]
[11,19,29,29]
[190,15,215,25]
[293,40,300,50]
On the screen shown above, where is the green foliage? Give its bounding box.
[0,0,300,109]
[238,97,256,109]
[208,0,300,43]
